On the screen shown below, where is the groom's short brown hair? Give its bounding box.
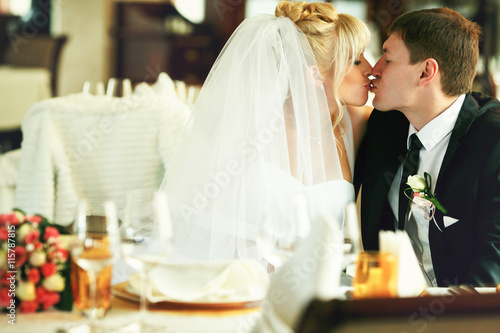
[389,8,481,97]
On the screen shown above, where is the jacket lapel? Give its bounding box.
[367,114,408,237]
[360,110,409,250]
[432,93,478,284]
[436,93,478,185]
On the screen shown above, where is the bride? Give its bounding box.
[161,1,372,261]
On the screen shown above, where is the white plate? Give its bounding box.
[112,282,262,310]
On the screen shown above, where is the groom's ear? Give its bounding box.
[418,58,439,87]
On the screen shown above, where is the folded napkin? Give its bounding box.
[379,230,428,297]
[129,259,269,303]
[254,211,344,333]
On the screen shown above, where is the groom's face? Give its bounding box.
[371,33,423,112]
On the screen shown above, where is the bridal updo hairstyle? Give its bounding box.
[275,1,370,129]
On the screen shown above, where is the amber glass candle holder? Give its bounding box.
[352,251,398,299]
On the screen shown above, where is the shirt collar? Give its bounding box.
[407,94,466,151]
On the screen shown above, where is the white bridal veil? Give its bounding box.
[161,15,353,261]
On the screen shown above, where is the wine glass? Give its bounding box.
[342,202,362,275]
[259,194,310,270]
[71,201,120,331]
[120,189,173,332]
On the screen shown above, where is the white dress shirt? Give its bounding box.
[388,94,465,286]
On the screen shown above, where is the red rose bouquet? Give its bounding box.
[0,211,72,314]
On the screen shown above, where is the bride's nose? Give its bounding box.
[362,62,373,79]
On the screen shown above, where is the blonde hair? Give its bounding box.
[276,1,370,131]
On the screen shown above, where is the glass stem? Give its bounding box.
[139,269,148,322]
[87,269,98,327]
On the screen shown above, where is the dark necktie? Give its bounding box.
[398,133,423,230]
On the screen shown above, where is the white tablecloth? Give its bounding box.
[0,65,51,131]
[4,296,262,333]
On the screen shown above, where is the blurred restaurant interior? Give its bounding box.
[0,1,500,332]
[0,0,499,153]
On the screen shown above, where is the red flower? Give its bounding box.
[24,230,40,244]
[0,227,8,241]
[36,287,60,310]
[13,246,27,267]
[0,213,20,226]
[25,215,43,224]
[40,290,60,310]
[49,248,69,263]
[19,300,39,313]
[27,268,41,284]
[58,249,69,263]
[0,287,12,307]
[43,227,60,241]
[34,242,43,250]
[40,263,57,277]
[0,214,6,226]
[0,272,15,285]
[35,286,46,300]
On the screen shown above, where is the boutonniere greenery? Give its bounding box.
[406,172,448,215]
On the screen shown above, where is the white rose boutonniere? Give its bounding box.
[407,175,427,192]
[406,172,448,215]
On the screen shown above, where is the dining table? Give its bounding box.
[6,285,500,333]
[4,288,263,333]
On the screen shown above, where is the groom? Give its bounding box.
[354,8,500,287]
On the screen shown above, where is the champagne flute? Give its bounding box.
[71,201,120,331]
[259,194,310,270]
[120,189,173,332]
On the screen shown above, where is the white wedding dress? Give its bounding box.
[161,15,355,262]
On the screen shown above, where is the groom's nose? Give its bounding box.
[372,58,384,78]
[363,66,372,79]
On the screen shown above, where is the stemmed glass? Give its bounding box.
[342,202,362,273]
[120,189,173,332]
[71,201,120,331]
[259,194,311,270]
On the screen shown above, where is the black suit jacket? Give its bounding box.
[354,92,500,286]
